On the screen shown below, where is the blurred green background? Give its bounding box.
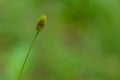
[0,0,120,80]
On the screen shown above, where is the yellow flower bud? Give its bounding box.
[36,15,47,32]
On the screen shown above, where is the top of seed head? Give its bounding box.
[36,15,47,32]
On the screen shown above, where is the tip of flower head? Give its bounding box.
[36,15,47,32]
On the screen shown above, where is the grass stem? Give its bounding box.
[18,31,39,80]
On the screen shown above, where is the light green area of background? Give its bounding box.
[0,0,120,80]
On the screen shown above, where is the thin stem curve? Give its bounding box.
[18,31,39,80]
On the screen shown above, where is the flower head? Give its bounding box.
[36,15,47,32]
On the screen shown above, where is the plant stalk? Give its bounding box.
[18,31,39,80]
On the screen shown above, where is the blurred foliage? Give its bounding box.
[0,0,120,80]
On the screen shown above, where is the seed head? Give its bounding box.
[36,15,47,32]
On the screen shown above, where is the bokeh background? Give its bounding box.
[0,0,120,80]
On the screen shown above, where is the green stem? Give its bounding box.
[18,31,39,80]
